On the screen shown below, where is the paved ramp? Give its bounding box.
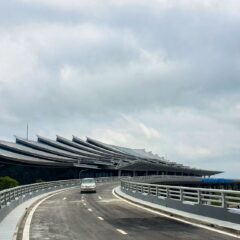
[28,182,236,240]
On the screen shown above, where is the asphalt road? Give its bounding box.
[30,182,236,240]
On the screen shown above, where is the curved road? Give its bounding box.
[29,182,235,240]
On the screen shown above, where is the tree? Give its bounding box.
[0,176,19,190]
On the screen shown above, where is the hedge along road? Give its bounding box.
[22,182,237,240]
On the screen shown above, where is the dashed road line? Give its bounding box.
[63,197,66,200]
[88,208,92,212]
[98,196,102,200]
[98,199,120,203]
[98,216,104,221]
[116,229,128,235]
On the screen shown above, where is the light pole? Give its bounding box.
[26,123,29,140]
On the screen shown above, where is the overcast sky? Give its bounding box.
[0,0,239,177]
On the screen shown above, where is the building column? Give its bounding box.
[118,170,122,177]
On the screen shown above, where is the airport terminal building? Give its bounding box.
[0,135,221,183]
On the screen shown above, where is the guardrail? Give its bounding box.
[130,175,202,183]
[121,180,240,209]
[0,179,78,208]
[0,176,121,222]
[120,179,240,226]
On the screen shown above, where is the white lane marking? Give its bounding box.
[22,189,71,240]
[112,189,240,239]
[63,197,66,200]
[83,203,86,206]
[98,199,120,203]
[69,200,82,203]
[116,229,128,235]
[98,196,102,200]
[88,208,92,212]
[98,216,104,221]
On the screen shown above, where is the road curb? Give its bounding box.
[113,187,240,239]
[15,187,77,240]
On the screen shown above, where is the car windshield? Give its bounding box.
[82,178,95,184]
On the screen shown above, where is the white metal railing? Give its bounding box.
[130,175,201,182]
[121,180,240,209]
[0,176,121,209]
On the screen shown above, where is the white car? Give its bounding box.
[80,178,96,193]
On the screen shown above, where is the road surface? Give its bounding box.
[29,182,236,240]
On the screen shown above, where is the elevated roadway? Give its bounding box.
[25,182,235,240]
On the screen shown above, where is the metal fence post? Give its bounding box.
[197,190,201,205]
[221,192,226,208]
[180,188,183,202]
[4,193,7,206]
[166,187,169,199]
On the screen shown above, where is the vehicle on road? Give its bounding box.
[80,178,96,193]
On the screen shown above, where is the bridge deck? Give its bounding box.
[28,183,235,240]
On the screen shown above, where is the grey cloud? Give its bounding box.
[0,0,239,177]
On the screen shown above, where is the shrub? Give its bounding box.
[0,176,19,190]
[35,179,44,183]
